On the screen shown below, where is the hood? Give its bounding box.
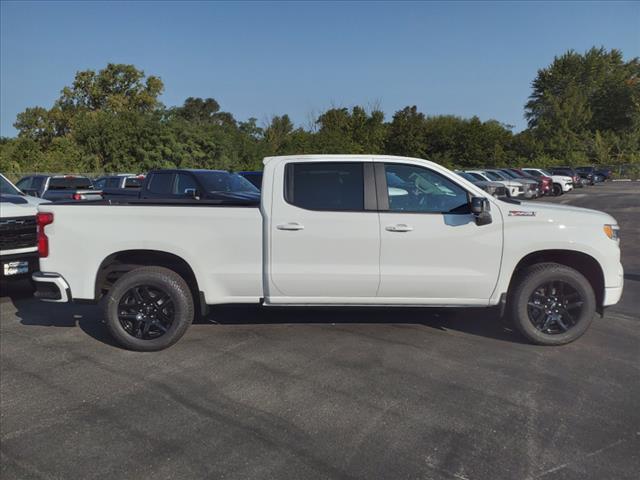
[0,195,38,217]
[503,200,617,224]
[204,190,261,204]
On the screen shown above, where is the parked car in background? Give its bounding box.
[94,174,146,190]
[595,167,613,181]
[237,171,263,190]
[455,172,507,198]
[0,174,48,282]
[94,174,146,199]
[576,166,608,184]
[549,167,582,188]
[522,168,574,196]
[504,168,550,196]
[0,173,49,207]
[101,169,261,203]
[494,169,540,198]
[33,154,623,351]
[465,170,524,197]
[15,175,102,202]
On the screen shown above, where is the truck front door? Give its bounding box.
[376,161,503,304]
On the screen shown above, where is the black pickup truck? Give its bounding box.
[101,169,260,203]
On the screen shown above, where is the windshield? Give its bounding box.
[484,171,503,181]
[540,169,553,176]
[198,171,259,193]
[500,170,519,179]
[457,172,478,183]
[0,175,22,195]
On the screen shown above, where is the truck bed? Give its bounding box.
[39,203,263,304]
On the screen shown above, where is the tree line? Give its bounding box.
[1,47,638,177]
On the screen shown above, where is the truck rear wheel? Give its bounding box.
[509,263,595,346]
[102,266,194,351]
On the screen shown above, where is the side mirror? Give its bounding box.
[470,196,492,226]
[184,188,199,199]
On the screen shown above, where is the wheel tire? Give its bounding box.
[102,266,194,351]
[552,183,563,196]
[509,263,596,346]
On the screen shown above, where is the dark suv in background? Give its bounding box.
[549,167,583,188]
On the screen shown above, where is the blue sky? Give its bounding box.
[1,1,638,136]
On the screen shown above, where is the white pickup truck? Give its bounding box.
[32,155,624,351]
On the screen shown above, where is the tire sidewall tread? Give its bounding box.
[509,262,596,346]
[102,266,194,351]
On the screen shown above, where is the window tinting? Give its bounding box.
[16,178,32,190]
[124,177,144,188]
[48,177,93,190]
[286,162,364,211]
[147,173,174,194]
[106,177,120,188]
[384,164,469,214]
[174,174,198,195]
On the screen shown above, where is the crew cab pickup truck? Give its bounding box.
[1,174,48,280]
[16,175,102,202]
[101,169,260,203]
[32,155,624,351]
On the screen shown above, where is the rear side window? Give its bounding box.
[147,173,174,194]
[285,162,364,211]
[48,177,92,190]
[124,177,144,188]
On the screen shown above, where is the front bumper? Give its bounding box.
[31,272,71,302]
[603,262,624,307]
[1,251,39,279]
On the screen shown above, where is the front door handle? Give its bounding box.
[385,224,413,232]
[277,222,304,231]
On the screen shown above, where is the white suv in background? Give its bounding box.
[465,170,524,197]
[523,168,573,196]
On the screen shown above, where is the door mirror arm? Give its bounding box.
[184,188,200,200]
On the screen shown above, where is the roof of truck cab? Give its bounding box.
[262,154,443,168]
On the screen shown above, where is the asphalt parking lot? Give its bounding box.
[1,182,638,480]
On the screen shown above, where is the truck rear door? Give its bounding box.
[265,160,380,303]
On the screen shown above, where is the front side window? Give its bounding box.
[525,169,541,178]
[94,178,107,189]
[383,164,469,214]
[106,177,120,188]
[285,162,364,211]
[16,177,32,190]
[174,173,198,195]
[147,173,174,194]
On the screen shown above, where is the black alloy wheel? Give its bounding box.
[117,285,175,340]
[526,281,584,334]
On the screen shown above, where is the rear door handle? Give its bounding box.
[385,224,413,232]
[277,222,304,231]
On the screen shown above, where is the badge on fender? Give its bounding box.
[509,210,536,216]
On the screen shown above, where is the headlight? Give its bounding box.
[603,224,620,241]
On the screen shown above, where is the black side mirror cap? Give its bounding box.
[471,197,493,225]
[471,196,487,214]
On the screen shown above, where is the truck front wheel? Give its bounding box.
[509,263,596,346]
[102,266,194,351]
